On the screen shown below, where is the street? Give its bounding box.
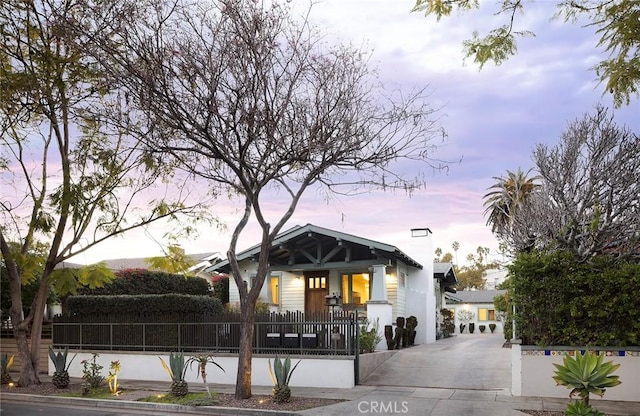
[0,401,163,416]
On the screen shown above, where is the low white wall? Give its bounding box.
[359,350,397,382]
[51,351,355,389]
[512,344,640,402]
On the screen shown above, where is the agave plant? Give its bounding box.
[268,355,300,403]
[565,400,605,416]
[185,354,224,398]
[553,350,621,411]
[1,353,14,384]
[48,347,77,389]
[159,352,189,397]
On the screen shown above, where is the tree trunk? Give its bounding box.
[12,319,39,387]
[235,307,255,399]
[28,277,50,379]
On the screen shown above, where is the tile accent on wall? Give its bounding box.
[522,349,640,357]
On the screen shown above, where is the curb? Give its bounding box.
[1,392,302,416]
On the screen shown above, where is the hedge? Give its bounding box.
[77,269,211,296]
[510,250,640,347]
[64,294,224,319]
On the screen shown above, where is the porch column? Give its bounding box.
[366,264,392,350]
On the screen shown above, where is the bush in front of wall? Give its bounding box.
[511,250,640,346]
[479,325,486,333]
[489,323,496,333]
[469,323,475,334]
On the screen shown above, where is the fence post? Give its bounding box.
[110,323,113,351]
[354,311,360,385]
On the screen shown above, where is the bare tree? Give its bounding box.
[532,106,640,260]
[73,0,446,398]
[0,0,209,386]
[486,106,640,260]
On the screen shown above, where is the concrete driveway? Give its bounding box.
[361,333,511,391]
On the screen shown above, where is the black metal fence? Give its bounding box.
[52,311,360,355]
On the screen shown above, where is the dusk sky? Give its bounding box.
[78,0,639,266]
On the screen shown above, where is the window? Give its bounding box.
[307,277,326,289]
[478,308,496,321]
[341,273,370,305]
[398,271,406,288]
[250,274,280,305]
[269,275,279,305]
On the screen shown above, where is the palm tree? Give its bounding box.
[483,168,540,237]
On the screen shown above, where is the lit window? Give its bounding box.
[478,309,496,321]
[308,277,326,289]
[269,275,279,304]
[341,273,370,305]
[478,308,487,321]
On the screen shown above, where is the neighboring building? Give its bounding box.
[205,224,449,347]
[484,267,508,290]
[445,289,506,334]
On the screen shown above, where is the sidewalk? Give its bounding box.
[2,375,639,416]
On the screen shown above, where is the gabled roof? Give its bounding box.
[445,289,506,304]
[434,262,457,292]
[205,223,422,273]
[60,253,217,271]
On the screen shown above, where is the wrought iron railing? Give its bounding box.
[52,311,360,355]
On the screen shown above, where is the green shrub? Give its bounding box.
[511,250,640,346]
[359,318,383,353]
[64,294,224,318]
[78,269,211,296]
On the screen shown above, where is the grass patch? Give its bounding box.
[56,387,117,399]
[138,392,218,406]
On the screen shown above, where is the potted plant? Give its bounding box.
[469,322,475,333]
[479,325,486,333]
[489,323,496,333]
[553,350,621,415]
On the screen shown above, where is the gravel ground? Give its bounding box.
[0,381,342,412]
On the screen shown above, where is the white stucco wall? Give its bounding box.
[405,229,436,344]
[52,351,355,389]
[512,345,640,402]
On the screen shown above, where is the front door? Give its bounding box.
[304,272,328,317]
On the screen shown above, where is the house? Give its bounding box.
[205,224,454,347]
[445,289,506,333]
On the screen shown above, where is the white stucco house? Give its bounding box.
[445,289,506,334]
[205,224,457,347]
